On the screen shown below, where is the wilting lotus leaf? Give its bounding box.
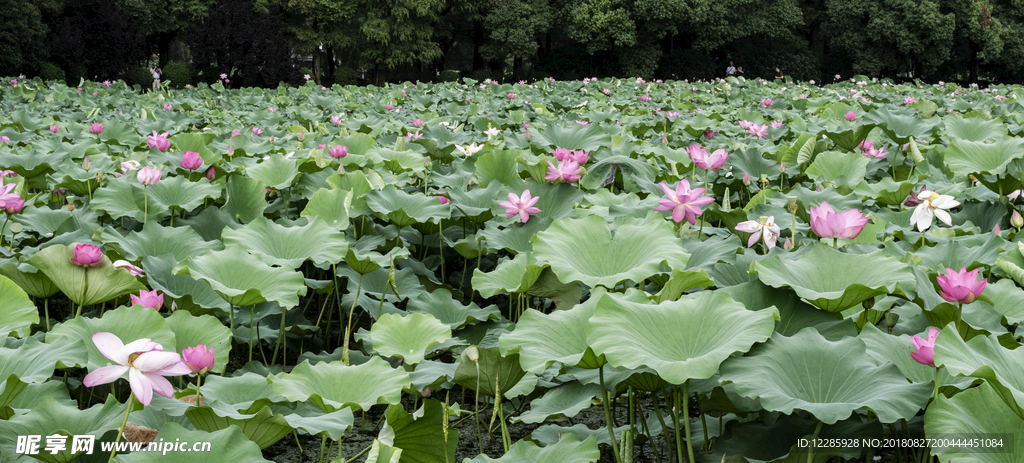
[300,187,351,229]
[114,422,273,462]
[944,113,1007,142]
[164,310,231,375]
[944,137,1024,177]
[146,175,222,213]
[923,381,1023,463]
[517,381,601,424]
[175,246,308,308]
[247,154,299,190]
[753,243,915,312]
[367,185,451,227]
[464,434,599,463]
[587,290,778,385]
[29,244,147,306]
[272,356,410,412]
[532,214,689,288]
[0,274,39,337]
[222,217,348,268]
[720,328,933,424]
[380,399,458,463]
[369,313,451,365]
[99,222,222,262]
[933,324,1024,420]
[46,305,175,371]
[0,396,125,463]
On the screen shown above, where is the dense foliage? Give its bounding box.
[7,0,1024,85]
[0,74,1022,462]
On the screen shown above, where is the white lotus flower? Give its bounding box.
[910,190,960,232]
[484,126,500,138]
[736,216,781,250]
[457,144,483,157]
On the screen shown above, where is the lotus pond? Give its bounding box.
[0,76,1022,463]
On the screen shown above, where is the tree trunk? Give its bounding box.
[327,47,336,81]
[312,51,322,85]
[473,21,485,71]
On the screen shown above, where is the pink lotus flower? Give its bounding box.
[163,104,172,111]
[704,130,716,139]
[436,190,450,204]
[83,332,191,406]
[231,131,241,137]
[0,178,18,208]
[103,80,111,87]
[736,216,781,249]
[147,131,171,151]
[90,123,103,134]
[641,95,651,102]
[50,125,59,133]
[1,136,12,145]
[113,260,144,276]
[553,148,572,162]
[545,159,583,183]
[575,120,589,127]
[690,145,728,171]
[331,115,341,125]
[603,89,611,95]
[748,124,768,138]
[130,289,164,310]
[809,201,869,240]
[507,93,516,99]
[405,131,423,140]
[412,118,424,127]
[654,180,714,225]
[738,120,752,130]
[845,111,857,121]
[761,98,773,107]
[220,73,228,80]
[182,344,216,374]
[904,96,915,105]
[770,121,784,129]
[498,189,541,223]
[3,196,24,214]
[205,167,216,181]
[385,104,393,110]
[328,145,348,158]
[181,151,203,170]
[858,140,874,152]
[70,243,104,267]
[864,147,888,159]
[910,328,939,366]
[569,150,589,164]
[937,267,987,304]
[136,166,161,185]
[251,127,263,135]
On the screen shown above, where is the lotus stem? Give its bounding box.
[319,434,327,463]
[0,215,8,247]
[701,404,709,451]
[108,392,134,462]
[495,371,510,452]
[682,381,695,463]
[474,363,484,455]
[653,390,672,461]
[807,420,823,463]
[933,367,940,403]
[600,365,623,463]
[44,298,50,331]
[671,387,683,463]
[143,185,148,224]
[249,305,255,363]
[833,237,838,248]
[439,221,445,284]
[341,273,363,366]
[271,305,287,366]
[76,270,89,318]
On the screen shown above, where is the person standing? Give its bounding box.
[726,61,736,77]
[151,65,162,91]
[774,66,784,80]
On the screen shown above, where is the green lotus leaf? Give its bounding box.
[222,217,348,268]
[146,175,222,213]
[722,280,857,341]
[172,132,219,165]
[91,176,164,222]
[753,243,915,312]
[453,346,527,397]
[326,171,373,216]
[247,154,299,189]
[464,434,599,463]
[98,222,222,262]
[223,175,268,223]
[478,216,551,254]
[720,328,933,424]
[857,324,972,388]
[367,186,451,227]
[0,262,58,298]
[526,267,583,309]
[0,274,39,337]
[923,381,1022,463]
[406,288,499,329]
[369,313,451,365]
[516,382,601,424]
[0,336,86,384]
[863,107,941,142]
[852,177,917,206]
[113,421,272,462]
[587,290,778,385]
[944,113,1008,142]
[14,205,75,238]
[913,234,1002,274]
[174,246,308,308]
[0,396,125,463]
[96,121,142,146]
[367,147,426,175]
[980,279,1024,324]
[653,268,714,303]
[380,399,458,463]
[944,137,1024,176]
[165,310,231,375]
[142,254,231,313]
[300,187,352,229]
[532,214,689,288]
[29,244,147,306]
[365,440,403,463]
[471,252,544,298]
[532,123,610,151]
[805,151,869,186]
[474,148,523,187]
[272,356,411,412]
[46,305,175,371]
[193,373,285,414]
[933,324,1024,420]
[184,405,292,449]
[499,293,601,374]
[277,402,354,441]
[333,132,378,155]
[445,180,504,221]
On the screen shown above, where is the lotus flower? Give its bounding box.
[654,180,714,225]
[910,327,939,366]
[507,93,516,99]
[761,98,772,107]
[121,160,141,173]
[910,190,959,232]
[770,121,784,129]
[736,216,782,249]
[937,267,987,304]
[436,190,450,204]
[251,127,263,135]
[0,179,18,209]
[641,95,651,102]
[498,189,541,223]
[809,201,869,240]
[412,118,424,127]
[206,167,216,182]
[70,243,103,267]
[331,115,341,125]
[904,96,915,105]
[545,160,583,183]
[146,131,171,151]
[50,125,59,133]
[328,145,348,158]
[130,289,164,310]
[864,147,888,159]
[569,150,589,164]
[704,130,716,139]
[180,151,203,170]
[904,185,928,207]
[113,260,145,276]
[83,333,191,406]
[182,345,216,374]
[845,111,857,121]
[747,124,768,138]
[738,120,753,130]
[457,144,483,157]
[553,148,572,162]
[136,166,161,185]
[689,145,728,171]
[90,123,103,134]
[858,139,874,152]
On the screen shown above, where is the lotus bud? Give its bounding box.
[743,173,751,185]
[760,174,769,185]
[227,145,234,156]
[205,167,216,182]
[269,136,275,143]
[82,157,90,171]
[337,163,345,174]
[421,388,432,398]
[465,346,480,363]
[993,224,1002,235]
[1012,210,1023,229]
[862,298,875,310]
[885,312,900,329]
[783,237,793,251]
[779,162,786,173]
[662,133,668,145]
[298,129,305,141]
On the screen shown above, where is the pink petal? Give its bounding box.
[671,206,686,223]
[129,368,155,405]
[746,230,761,248]
[92,332,126,364]
[143,372,177,399]
[132,351,187,373]
[658,182,675,198]
[83,365,128,387]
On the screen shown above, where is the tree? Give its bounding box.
[113,0,216,65]
[46,0,148,81]
[0,0,61,76]
[481,0,554,77]
[189,0,297,87]
[357,0,446,77]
